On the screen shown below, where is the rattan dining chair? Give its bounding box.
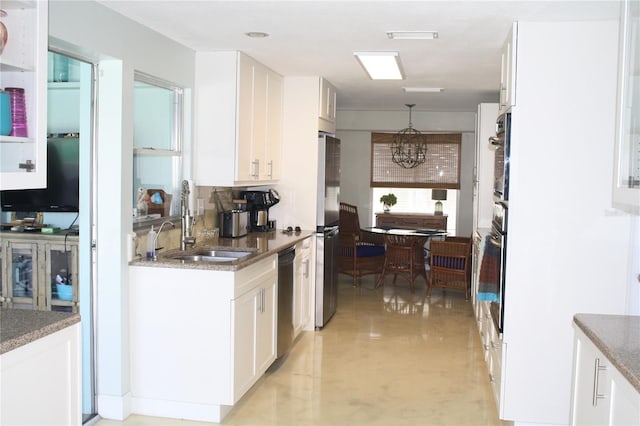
[375,234,428,292]
[338,202,386,287]
[428,236,472,300]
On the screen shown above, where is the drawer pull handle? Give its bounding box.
[592,357,607,406]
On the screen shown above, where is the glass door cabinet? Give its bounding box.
[613,0,640,211]
[0,233,79,312]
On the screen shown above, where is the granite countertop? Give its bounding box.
[573,314,640,393]
[129,229,315,271]
[1,309,81,354]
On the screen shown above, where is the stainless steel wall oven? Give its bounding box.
[489,112,511,333]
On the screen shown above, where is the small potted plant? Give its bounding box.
[379,193,397,213]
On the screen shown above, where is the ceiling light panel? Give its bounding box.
[403,87,444,93]
[354,52,404,80]
[386,31,439,40]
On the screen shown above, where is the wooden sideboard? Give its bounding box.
[375,213,447,230]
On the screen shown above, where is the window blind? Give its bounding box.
[370,132,461,189]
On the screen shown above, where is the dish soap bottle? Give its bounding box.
[146,226,157,259]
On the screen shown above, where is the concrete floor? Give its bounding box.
[96,273,511,426]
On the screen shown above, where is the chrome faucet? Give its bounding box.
[181,180,196,250]
[153,220,176,260]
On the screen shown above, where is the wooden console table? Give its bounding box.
[375,212,447,230]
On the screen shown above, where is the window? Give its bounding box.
[370,133,461,232]
[370,133,461,188]
[132,72,183,222]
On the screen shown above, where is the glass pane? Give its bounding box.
[12,248,33,298]
[133,81,175,150]
[620,0,640,189]
[0,245,3,300]
[50,247,73,302]
[133,155,179,217]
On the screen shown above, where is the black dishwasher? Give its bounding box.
[277,246,295,358]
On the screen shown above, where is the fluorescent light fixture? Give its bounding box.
[354,51,404,80]
[387,31,439,40]
[403,87,444,93]
[245,31,269,38]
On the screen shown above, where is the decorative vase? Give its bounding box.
[0,10,7,56]
[383,203,391,213]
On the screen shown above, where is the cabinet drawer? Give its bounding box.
[234,255,277,297]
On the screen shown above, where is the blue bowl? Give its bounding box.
[0,91,11,136]
[56,284,73,301]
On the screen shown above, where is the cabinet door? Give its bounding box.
[499,23,517,114]
[236,53,255,181]
[571,330,611,425]
[612,0,640,211]
[255,280,276,374]
[44,242,79,312]
[233,287,258,402]
[293,254,303,337]
[300,251,312,331]
[319,78,337,122]
[251,62,268,180]
[610,371,640,426]
[265,71,283,180]
[4,241,38,310]
[0,1,48,190]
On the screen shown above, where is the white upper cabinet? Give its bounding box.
[499,23,517,114]
[318,77,337,133]
[194,51,283,186]
[613,0,640,213]
[0,0,48,190]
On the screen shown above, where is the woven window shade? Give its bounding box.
[370,132,461,189]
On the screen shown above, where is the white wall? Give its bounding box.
[335,110,476,231]
[49,1,195,420]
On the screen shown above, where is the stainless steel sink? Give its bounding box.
[163,249,255,263]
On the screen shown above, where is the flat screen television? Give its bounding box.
[1,135,80,212]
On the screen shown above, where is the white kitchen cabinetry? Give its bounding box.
[612,0,640,212]
[232,267,277,402]
[475,300,503,410]
[293,236,313,338]
[498,23,517,114]
[0,0,48,190]
[194,51,283,186]
[1,322,81,425]
[486,21,631,425]
[570,326,640,426]
[318,77,337,133]
[472,103,498,233]
[129,255,277,423]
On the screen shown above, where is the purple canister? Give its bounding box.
[0,90,11,136]
[5,87,27,137]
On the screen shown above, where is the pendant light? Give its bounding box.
[391,104,426,169]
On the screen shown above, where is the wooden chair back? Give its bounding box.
[375,234,428,292]
[338,202,385,286]
[428,236,472,300]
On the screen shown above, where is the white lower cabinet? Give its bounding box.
[129,255,277,423]
[476,301,503,410]
[232,275,276,402]
[0,323,81,425]
[293,236,313,338]
[571,326,640,426]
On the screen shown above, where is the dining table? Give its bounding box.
[364,226,448,264]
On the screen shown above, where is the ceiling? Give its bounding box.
[98,0,620,113]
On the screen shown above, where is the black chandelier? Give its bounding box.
[391,104,427,169]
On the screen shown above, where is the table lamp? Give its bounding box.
[432,190,447,215]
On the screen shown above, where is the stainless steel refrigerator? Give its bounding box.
[315,133,340,329]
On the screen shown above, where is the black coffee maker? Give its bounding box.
[241,189,280,232]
